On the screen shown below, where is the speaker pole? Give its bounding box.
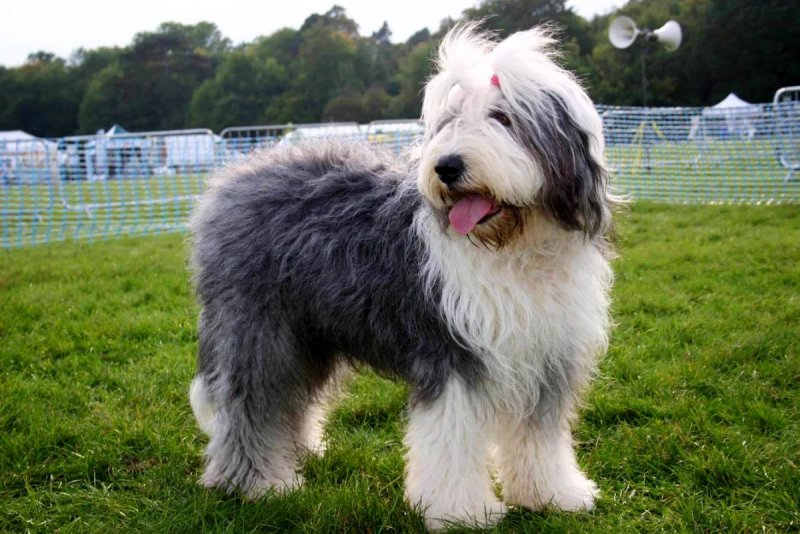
[641,43,649,108]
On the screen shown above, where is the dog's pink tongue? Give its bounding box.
[448,195,497,235]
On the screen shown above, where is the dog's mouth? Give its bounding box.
[447,194,502,235]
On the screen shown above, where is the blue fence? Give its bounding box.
[1,105,799,248]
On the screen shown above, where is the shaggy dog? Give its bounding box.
[189,24,615,530]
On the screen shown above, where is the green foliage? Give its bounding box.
[0,204,798,531]
[1,1,798,135]
[0,55,81,137]
[385,40,438,119]
[78,22,228,133]
[188,51,288,131]
[586,0,800,106]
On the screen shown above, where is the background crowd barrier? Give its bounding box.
[1,104,798,248]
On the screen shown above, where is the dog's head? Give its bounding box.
[417,24,612,248]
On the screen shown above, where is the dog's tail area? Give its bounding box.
[190,375,217,436]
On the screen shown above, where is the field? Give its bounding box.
[1,202,799,532]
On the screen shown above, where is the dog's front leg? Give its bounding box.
[404,378,506,530]
[494,409,598,513]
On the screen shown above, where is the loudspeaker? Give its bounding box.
[609,16,639,49]
[609,16,682,52]
[651,20,682,52]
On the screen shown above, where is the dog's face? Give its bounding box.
[417,25,611,248]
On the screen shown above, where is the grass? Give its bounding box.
[1,202,798,532]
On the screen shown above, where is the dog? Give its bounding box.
[189,24,615,530]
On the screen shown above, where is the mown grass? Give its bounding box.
[1,202,798,532]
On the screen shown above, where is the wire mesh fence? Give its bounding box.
[600,102,800,203]
[1,104,798,248]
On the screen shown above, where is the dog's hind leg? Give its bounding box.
[404,378,506,530]
[189,374,217,437]
[297,360,351,456]
[193,310,328,499]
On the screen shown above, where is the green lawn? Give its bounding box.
[1,203,798,532]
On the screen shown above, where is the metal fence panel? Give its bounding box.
[2,129,213,247]
[774,86,800,181]
[1,102,799,248]
[600,103,800,204]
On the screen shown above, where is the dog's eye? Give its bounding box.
[490,110,512,127]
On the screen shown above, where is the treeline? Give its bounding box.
[1,0,797,138]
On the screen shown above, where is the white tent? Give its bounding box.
[701,93,760,139]
[707,92,757,112]
[0,130,58,183]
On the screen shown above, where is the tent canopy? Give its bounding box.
[704,93,758,116]
[0,130,39,142]
[0,130,57,148]
[713,92,755,109]
[106,124,129,136]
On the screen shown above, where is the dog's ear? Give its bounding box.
[523,92,611,237]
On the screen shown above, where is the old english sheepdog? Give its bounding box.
[189,24,615,530]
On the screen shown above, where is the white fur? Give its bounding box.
[191,375,304,498]
[416,209,612,417]
[417,24,608,212]
[493,413,599,511]
[405,378,507,530]
[190,375,217,436]
[299,362,351,455]
[407,23,614,529]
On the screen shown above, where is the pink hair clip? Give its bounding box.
[490,74,500,88]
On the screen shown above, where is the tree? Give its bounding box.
[0,54,80,136]
[322,95,367,122]
[189,51,288,130]
[582,0,800,106]
[386,40,438,119]
[372,22,392,45]
[1,0,797,136]
[674,0,800,104]
[289,22,367,122]
[79,22,228,132]
[462,0,586,42]
[300,5,360,37]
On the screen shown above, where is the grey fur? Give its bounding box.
[507,91,612,238]
[190,142,485,495]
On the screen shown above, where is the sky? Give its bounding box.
[0,0,620,67]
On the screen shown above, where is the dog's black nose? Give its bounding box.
[434,155,465,185]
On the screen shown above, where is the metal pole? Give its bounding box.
[641,42,651,171]
[641,43,649,108]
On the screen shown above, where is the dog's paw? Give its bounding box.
[545,474,598,512]
[297,435,327,458]
[424,499,507,531]
[244,473,305,500]
[201,468,304,500]
[505,471,598,512]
